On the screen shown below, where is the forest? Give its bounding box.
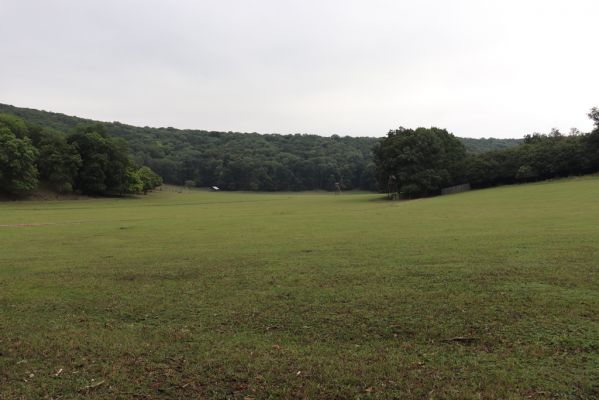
[1,103,596,197]
[0,104,518,195]
[0,115,162,196]
[374,108,599,196]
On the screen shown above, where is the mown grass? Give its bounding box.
[1,178,598,399]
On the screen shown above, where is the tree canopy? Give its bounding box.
[373,127,467,196]
[373,110,599,197]
[1,103,597,199]
[0,103,521,193]
[0,120,39,195]
[0,115,161,197]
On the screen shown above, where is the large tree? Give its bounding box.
[0,125,38,195]
[587,107,599,170]
[67,125,133,195]
[36,132,82,193]
[373,127,467,197]
[137,166,163,194]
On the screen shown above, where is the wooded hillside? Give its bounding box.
[0,103,521,192]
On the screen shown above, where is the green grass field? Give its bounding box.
[1,178,598,399]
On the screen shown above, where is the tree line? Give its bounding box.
[0,115,162,196]
[374,108,599,197]
[0,104,380,192]
[2,103,596,198]
[0,103,520,194]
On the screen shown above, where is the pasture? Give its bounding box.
[1,178,598,399]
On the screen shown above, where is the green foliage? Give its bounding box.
[515,164,537,182]
[0,103,522,193]
[464,128,595,188]
[588,107,599,128]
[0,124,38,195]
[1,103,597,197]
[0,104,380,191]
[151,132,379,191]
[0,113,162,197]
[124,167,144,194]
[458,137,522,153]
[67,130,111,194]
[67,126,152,195]
[37,132,82,193]
[0,113,29,139]
[373,127,467,196]
[375,110,599,195]
[137,166,162,194]
[586,107,599,169]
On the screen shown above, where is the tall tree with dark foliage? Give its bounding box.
[373,127,467,197]
[0,115,39,195]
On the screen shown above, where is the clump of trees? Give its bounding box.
[0,116,39,195]
[373,127,467,197]
[464,108,599,188]
[374,109,599,197]
[0,115,162,197]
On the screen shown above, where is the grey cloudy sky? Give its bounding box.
[1,0,598,138]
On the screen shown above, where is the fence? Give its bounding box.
[441,183,471,195]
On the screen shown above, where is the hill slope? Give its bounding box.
[0,103,521,190]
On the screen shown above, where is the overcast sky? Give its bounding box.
[1,0,598,138]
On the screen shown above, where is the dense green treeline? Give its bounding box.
[137,130,378,191]
[0,115,162,196]
[458,137,522,153]
[0,104,520,192]
[465,119,599,188]
[0,104,378,191]
[374,109,599,196]
[1,103,596,198]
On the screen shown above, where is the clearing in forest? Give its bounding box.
[1,178,598,399]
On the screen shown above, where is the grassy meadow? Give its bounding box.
[1,178,598,399]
